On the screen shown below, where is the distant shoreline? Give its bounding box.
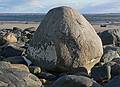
[0,21,40,24]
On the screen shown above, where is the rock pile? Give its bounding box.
[0,61,42,87]
[1,6,120,87]
[0,27,40,86]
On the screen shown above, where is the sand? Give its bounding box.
[0,22,40,30]
[92,23,120,33]
[0,22,120,33]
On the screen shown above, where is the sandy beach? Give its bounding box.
[0,7,120,87]
[0,22,40,30]
[92,23,120,32]
[0,21,120,33]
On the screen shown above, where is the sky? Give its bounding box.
[0,0,120,13]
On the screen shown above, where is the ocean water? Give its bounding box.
[0,14,45,22]
[84,14,120,24]
[0,13,120,23]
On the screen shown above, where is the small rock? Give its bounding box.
[23,27,35,33]
[0,29,12,36]
[111,58,120,64]
[51,75,101,87]
[91,64,111,82]
[19,36,29,42]
[116,47,120,56]
[105,75,120,87]
[29,66,41,74]
[0,61,42,87]
[3,56,28,65]
[98,29,120,46]
[12,27,22,38]
[0,61,11,69]
[40,79,47,84]
[36,72,57,81]
[100,50,119,63]
[11,64,30,72]
[1,44,24,57]
[3,32,17,43]
[68,67,90,77]
[111,63,120,78]
[0,37,6,46]
[100,45,120,63]
[103,45,118,53]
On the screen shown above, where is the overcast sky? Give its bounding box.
[0,0,120,13]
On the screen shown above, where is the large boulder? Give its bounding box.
[27,6,103,72]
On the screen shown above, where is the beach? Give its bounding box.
[1,21,120,33]
[0,22,40,30]
[0,11,120,87]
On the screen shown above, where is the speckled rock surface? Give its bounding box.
[0,61,42,87]
[27,6,103,72]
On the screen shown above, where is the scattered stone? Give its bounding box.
[29,66,41,74]
[105,75,120,87]
[116,47,120,56]
[111,63,120,78]
[0,61,42,87]
[111,58,120,64]
[3,32,17,43]
[0,61,29,72]
[24,27,35,33]
[51,75,101,87]
[100,50,119,63]
[1,44,24,57]
[37,72,57,81]
[19,35,29,43]
[91,64,111,82]
[100,24,107,27]
[12,27,22,38]
[103,45,118,53]
[98,29,120,46]
[40,78,47,84]
[100,45,120,64]
[0,61,11,69]
[3,56,28,65]
[11,64,30,72]
[68,67,90,77]
[0,29,12,36]
[27,6,103,72]
[0,37,6,46]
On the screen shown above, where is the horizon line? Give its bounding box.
[0,12,120,15]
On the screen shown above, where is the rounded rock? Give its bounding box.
[27,6,103,72]
[51,75,101,87]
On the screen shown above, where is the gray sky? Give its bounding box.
[0,0,120,13]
